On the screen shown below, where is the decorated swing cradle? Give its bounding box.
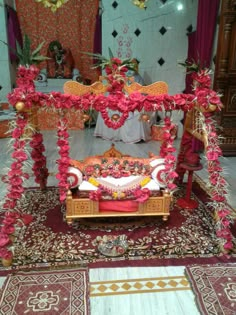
[1,61,234,263]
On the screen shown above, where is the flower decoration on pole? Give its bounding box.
[159,115,178,191]
[199,111,233,252]
[178,59,233,252]
[56,114,70,202]
[0,64,46,265]
[30,132,49,189]
[88,49,136,93]
[0,111,30,265]
[179,59,223,111]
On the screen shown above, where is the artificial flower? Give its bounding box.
[0,233,10,247]
[89,190,102,201]
[1,225,15,235]
[1,58,232,259]
[0,248,13,260]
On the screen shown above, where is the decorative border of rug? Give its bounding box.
[185,263,236,315]
[0,267,90,315]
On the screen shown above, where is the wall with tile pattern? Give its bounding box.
[102,0,198,95]
[1,0,199,101]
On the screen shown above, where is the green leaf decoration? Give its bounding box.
[0,33,49,66]
[31,41,45,57]
[108,47,114,59]
[80,49,137,72]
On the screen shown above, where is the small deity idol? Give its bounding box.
[47,40,74,78]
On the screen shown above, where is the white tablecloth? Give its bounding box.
[94,111,156,143]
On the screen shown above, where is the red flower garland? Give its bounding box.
[56,116,70,202]
[0,112,29,260]
[30,132,49,187]
[203,113,233,251]
[7,62,222,130]
[88,179,151,203]
[159,116,178,191]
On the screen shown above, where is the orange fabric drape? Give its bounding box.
[15,0,99,82]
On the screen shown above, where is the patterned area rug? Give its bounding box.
[0,268,90,314]
[185,264,236,315]
[2,185,236,271]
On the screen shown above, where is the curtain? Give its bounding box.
[92,5,102,77]
[15,0,99,82]
[188,0,220,152]
[93,7,102,56]
[195,0,220,68]
[6,5,23,63]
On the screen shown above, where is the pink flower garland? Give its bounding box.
[189,66,233,251]
[0,210,22,261]
[0,112,29,260]
[3,112,29,209]
[203,113,233,251]
[30,132,49,187]
[7,64,222,131]
[159,117,178,191]
[192,69,222,111]
[56,116,70,202]
[89,182,150,203]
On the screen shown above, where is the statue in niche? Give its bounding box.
[46,40,74,78]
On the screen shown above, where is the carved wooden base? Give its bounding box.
[66,190,172,225]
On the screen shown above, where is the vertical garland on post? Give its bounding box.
[56,112,70,202]
[200,112,234,252]
[0,65,41,265]
[159,115,178,191]
[0,111,31,265]
[30,132,49,189]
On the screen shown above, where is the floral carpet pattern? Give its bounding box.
[0,268,90,315]
[185,264,236,315]
[5,186,236,270]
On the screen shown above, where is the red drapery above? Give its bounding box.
[15,0,99,82]
[185,0,220,152]
[195,0,220,69]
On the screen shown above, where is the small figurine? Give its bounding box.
[47,40,74,78]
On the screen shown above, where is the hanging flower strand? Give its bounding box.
[0,111,30,263]
[201,112,234,252]
[3,112,29,212]
[56,115,70,202]
[159,115,178,191]
[30,132,49,189]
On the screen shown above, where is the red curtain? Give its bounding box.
[15,0,99,82]
[6,5,23,63]
[195,0,220,68]
[187,0,220,152]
